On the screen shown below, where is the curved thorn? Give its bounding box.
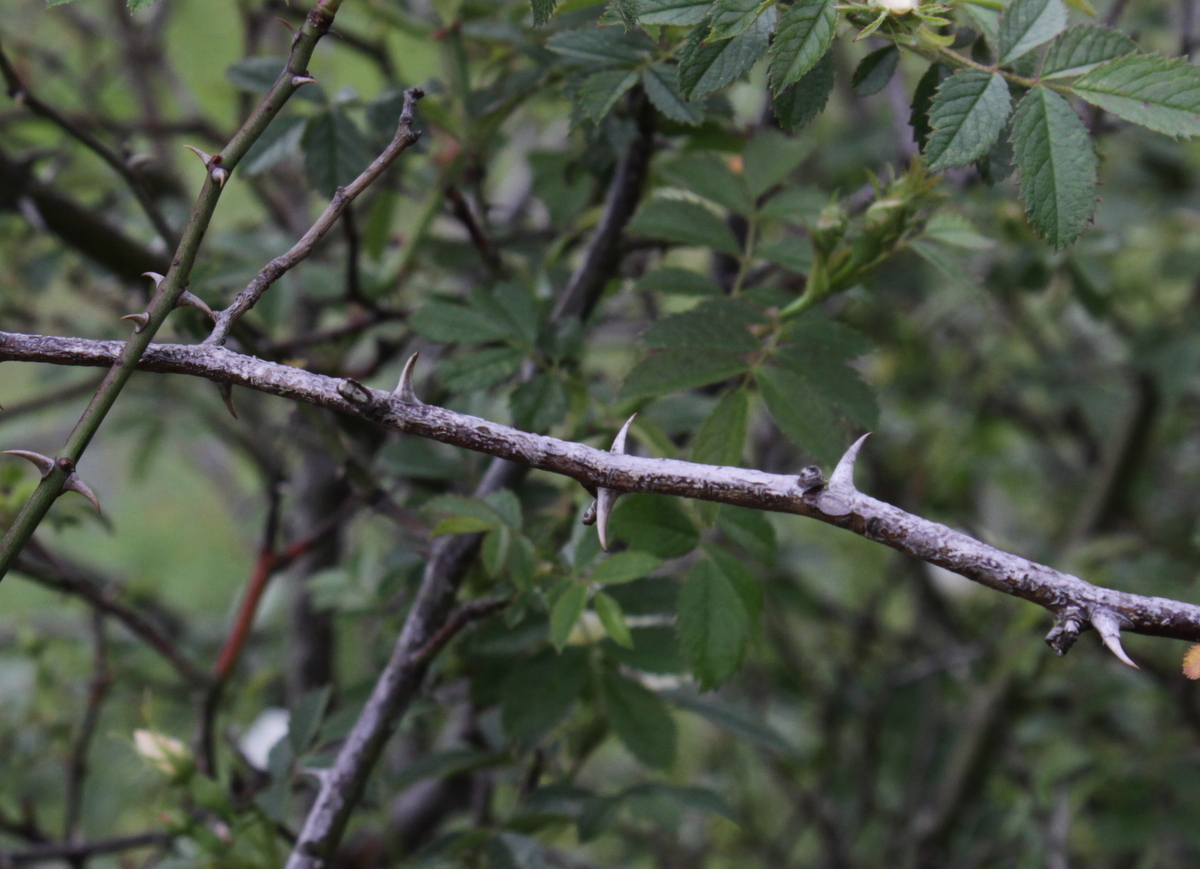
[120,312,151,333]
[141,271,166,290]
[2,449,55,477]
[62,475,101,514]
[594,415,638,551]
[1092,610,1139,669]
[292,74,318,87]
[211,167,229,188]
[184,144,213,165]
[830,432,871,490]
[581,500,598,526]
[178,291,216,322]
[611,414,636,454]
[217,383,239,419]
[596,488,618,551]
[393,352,423,404]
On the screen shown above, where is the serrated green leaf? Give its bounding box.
[678,14,773,101]
[546,27,655,66]
[621,349,750,399]
[634,267,722,296]
[550,582,590,649]
[642,299,761,352]
[288,686,331,756]
[486,489,523,530]
[432,516,499,535]
[677,559,749,689]
[742,129,813,198]
[997,0,1068,64]
[501,648,588,739]
[660,153,754,214]
[758,238,814,272]
[924,69,1011,171]
[851,45,900,97]
[487,833,545,869]
[708,544,763,620]
[591,551,664,585]
[482,526,510,577]
[425,493,506,526]
[240,115,307,176]
[1073,53,1200,137]
[772,50,835,131]
[709,0,773,39]
[767,0,837,95]
[1040,25,1137,79]
[910,62,951,150]
[128,0,161,8]
[394,747,503,791]
[594,592,634,648]
[775,345,877,429]
[665,691,797,753]
[637,0,711,24]
[411,301,518,344]
[923,211,996,249]
[692,388,749,468]
[756,365,845,465]
[509,536,537,590]
[608,495,699,558]
[642,64,706,125]
[601,671,677,768]
[510,373,568,432]
[616,0,641,26]
[437,347,524,391]
[303,109,372,198]
[629,198,742,254]
[578,69,640,123]
[717,504,776,563]
[532,0,557,25]
[601,626,684,672]
[1011,85,1098,248]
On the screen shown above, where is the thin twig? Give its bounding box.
[14,540,207,686]
[0,831,169,867]
[0,375,102,423]
[444,185,502,275]
[204,87,425,346]
[63,610,110,843]
[0,39,177,249]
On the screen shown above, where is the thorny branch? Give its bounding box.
[204,87,425,347]
[3,329,1198,665]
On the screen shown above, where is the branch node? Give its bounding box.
[2,451,101,512]
[1091,608,1139,669]
[120,312,150,333]
[393,352,423,405]
[797,465,825,493]
[338,378,374,407]
[595,414,636,551]
[1044,608,1085,656]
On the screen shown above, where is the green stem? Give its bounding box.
[0,0,344,582]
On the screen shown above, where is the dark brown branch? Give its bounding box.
[13,539,207,686]
[0,831,169,866]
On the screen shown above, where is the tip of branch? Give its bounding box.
[141,271,166,290]
[2,449,55,477]
[393,352,423,405]
[610,414,636,455]
[830,432,871,491]
[63,474,101,514]
[178,291,216,323]
[120,312,151,333]
[1092,610,1139,670]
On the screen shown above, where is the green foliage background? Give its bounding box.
[3,0,1200,865]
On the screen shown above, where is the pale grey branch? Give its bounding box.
[3,329,1200,657]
